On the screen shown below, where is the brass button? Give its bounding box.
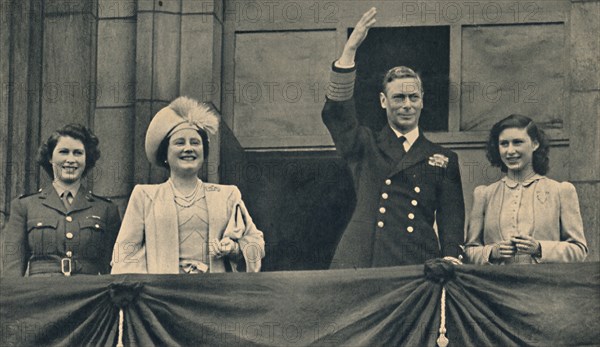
[385,179,392,186]
[66,216,73,222]
[414,187,421,193]
[407,226,414,233]
[36,222,43,227]
[377,221,384,228]
[411,200,418,206]
[66,232,74,239]
[66,251,73,257]
[379,207,386,214]
[382,193,389,200]
[95,224,100,229]
[408,213,415,220]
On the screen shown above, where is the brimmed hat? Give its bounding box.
[145,96,219,167]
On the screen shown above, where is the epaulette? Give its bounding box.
[19,188,43,199]
[88,191,112,202]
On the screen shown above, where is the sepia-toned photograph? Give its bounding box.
[1,0,598,346]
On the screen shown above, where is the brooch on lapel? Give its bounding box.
[536,191,549,204]
[428,154,449,168]
[205,185,221,192]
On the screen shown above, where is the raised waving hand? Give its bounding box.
[337,7,377,67]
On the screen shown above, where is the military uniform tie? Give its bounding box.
[62,191,73,210]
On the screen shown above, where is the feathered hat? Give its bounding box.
[145,96,220,166]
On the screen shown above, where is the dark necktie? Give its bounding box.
[62,191,73,210]
[398,136,407,155]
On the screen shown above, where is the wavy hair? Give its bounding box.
[37,123,101,178]
[486,114,550,175]
[381,66,423,94]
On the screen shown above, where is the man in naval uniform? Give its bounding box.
[322,7,465,269]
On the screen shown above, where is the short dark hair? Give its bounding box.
[155,128,210,170]
[381,66,423,94]
[37,123,101,178]
[486,114,550,175]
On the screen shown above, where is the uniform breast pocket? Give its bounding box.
[80,218,105,232]
[80,218,106,238]
[79,218,107,258]
[27,219,59,232]
[27,218,60,254]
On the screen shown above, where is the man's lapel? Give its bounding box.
[389,134,432,176]
[377,126,407,164]
[378,127,435,177]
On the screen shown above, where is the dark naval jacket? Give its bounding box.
[322,65,465,269]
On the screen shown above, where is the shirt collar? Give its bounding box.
[391,126,420,146]
[52,180,81,198]
[502,174,544,188]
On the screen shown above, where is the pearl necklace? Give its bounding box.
[170,179,203,208]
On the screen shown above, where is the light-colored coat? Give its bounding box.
[111,182,264,274]
[465,176,588,264]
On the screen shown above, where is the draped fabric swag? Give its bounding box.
[1,262,598,346]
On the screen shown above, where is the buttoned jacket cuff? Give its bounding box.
[535,241,549,263]
[326,61,356,101]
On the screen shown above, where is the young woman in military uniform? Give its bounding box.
[1,124,121,276]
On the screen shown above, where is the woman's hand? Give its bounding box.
[511,235,541,257]
[213,237,240,258]
[338,7,377,66]
[443,256,463,265]
[490,240,517,260]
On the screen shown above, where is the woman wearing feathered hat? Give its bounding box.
[111,97,264,274]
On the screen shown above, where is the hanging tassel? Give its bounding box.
[436,287,449,347]
[116,308,124,347]
[109,282,141,347]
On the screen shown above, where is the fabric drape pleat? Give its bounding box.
[1,263,598,346]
